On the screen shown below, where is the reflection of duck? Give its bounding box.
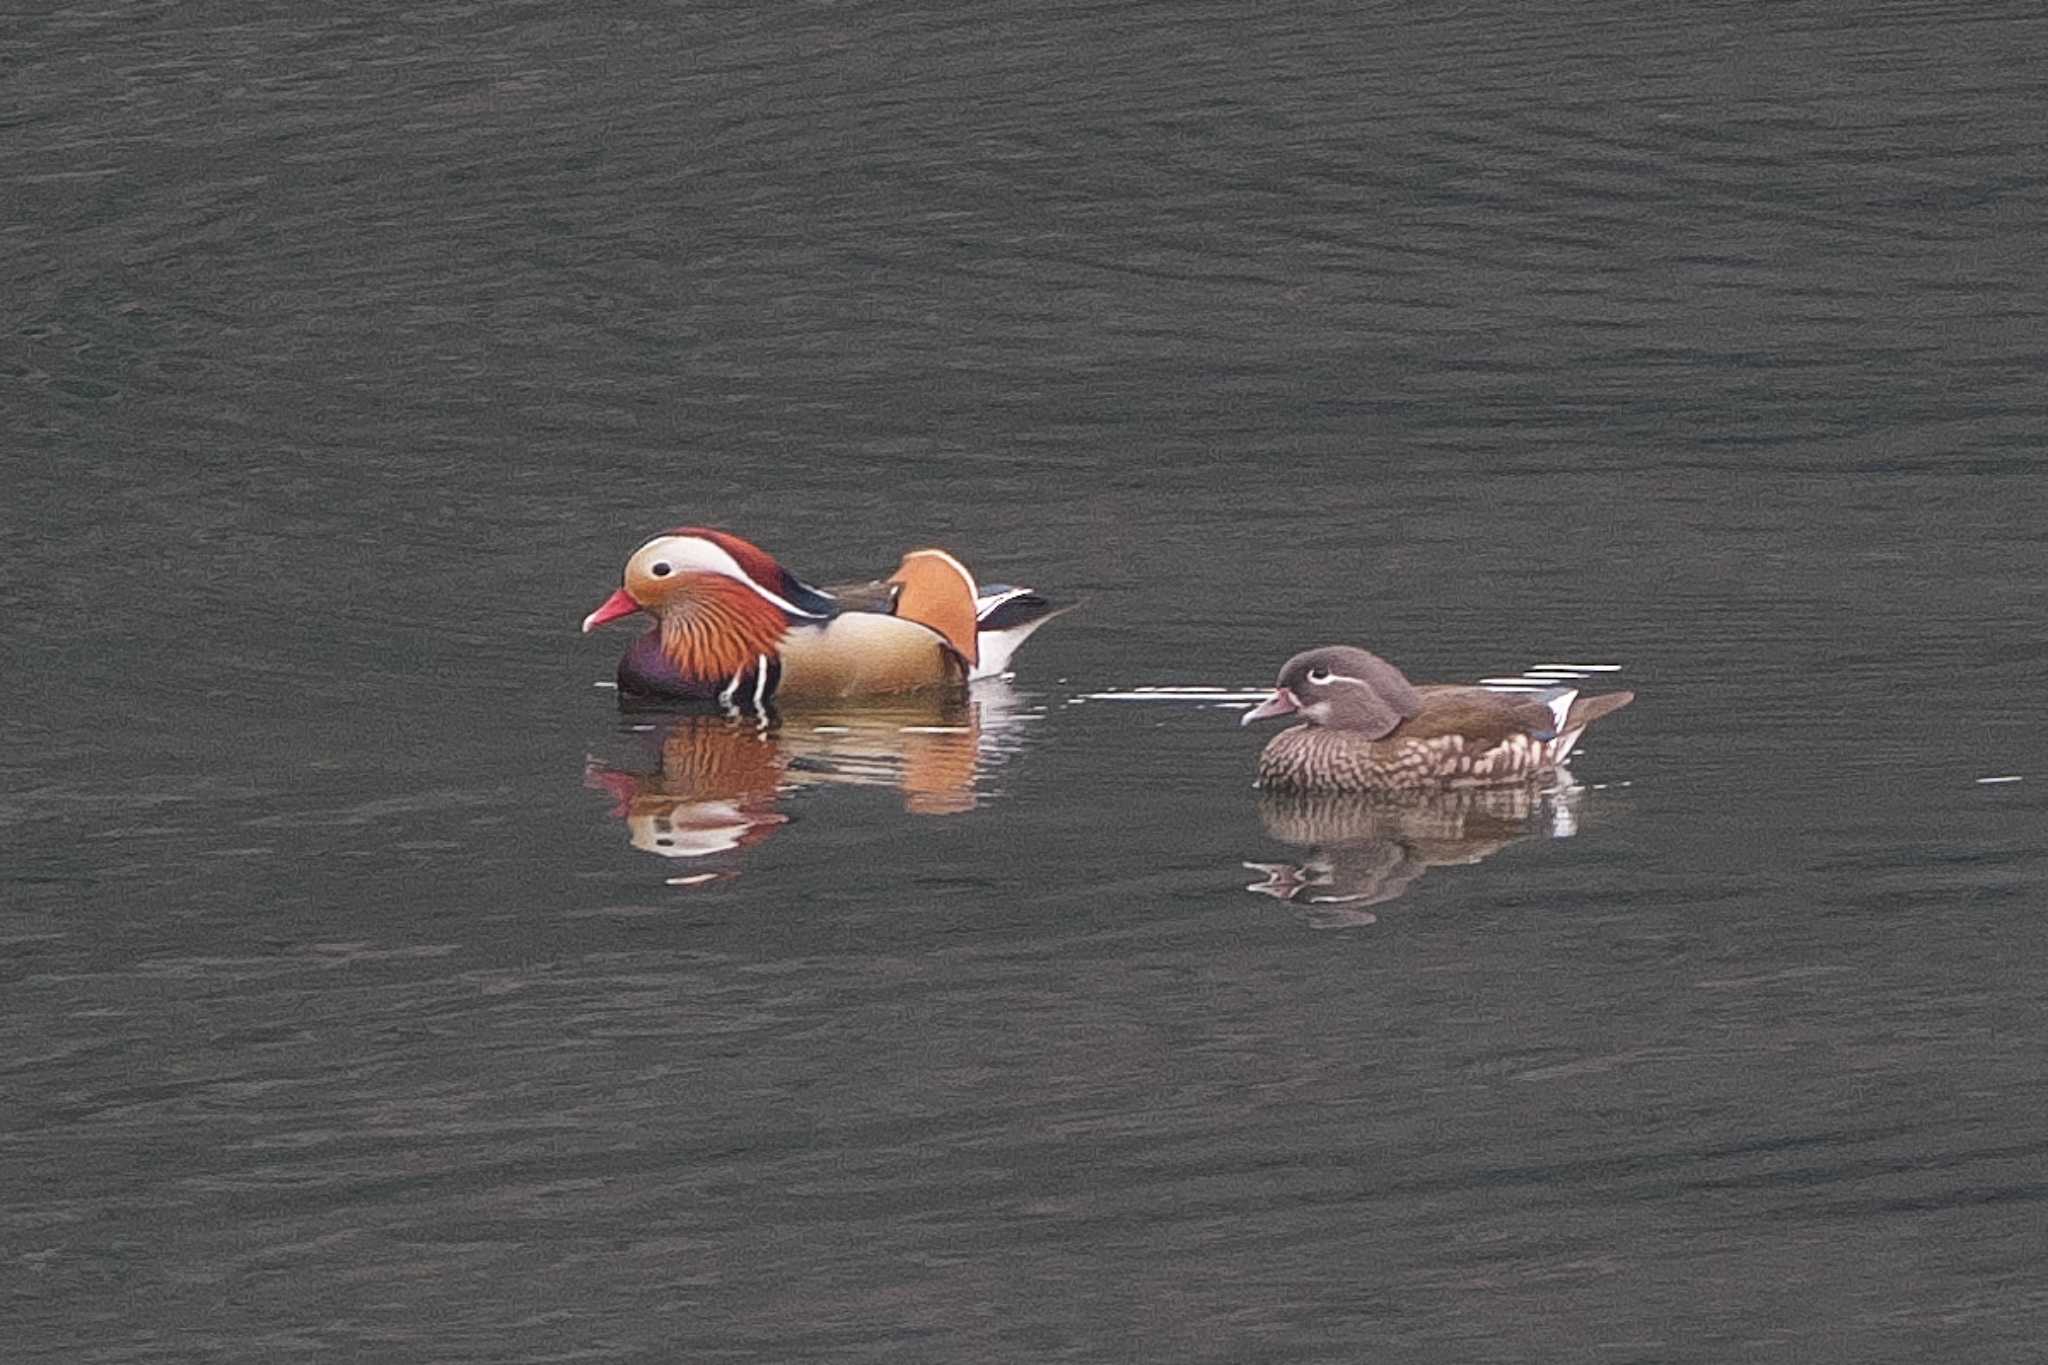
[586,683,1034,876]
[1242,646,1633,792]
[581,528,1065,707]
[1244,782,1577,925]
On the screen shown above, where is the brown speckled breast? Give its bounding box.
[1256,724,1560,793]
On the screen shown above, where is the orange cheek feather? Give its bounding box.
[653,573,791,684]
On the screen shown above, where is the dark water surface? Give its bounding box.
[7,1,2047,1359]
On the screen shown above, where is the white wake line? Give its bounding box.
[1074,689,1274,704]
[1090,686,1268,695]
[1077,666,1629,707]
[1482,662,1626,690]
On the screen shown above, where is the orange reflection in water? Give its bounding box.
[586,682,1033,880]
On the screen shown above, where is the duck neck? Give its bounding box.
[656,575,793,687]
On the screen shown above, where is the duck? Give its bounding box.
[581,527,1064,708]
[1241,645,1633,792]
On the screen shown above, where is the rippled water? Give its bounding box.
[7,1,2047,1360]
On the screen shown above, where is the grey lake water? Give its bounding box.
[6,1,2047,1360]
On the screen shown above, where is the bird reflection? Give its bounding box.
[1244,780,1580,926]
[586,681,1034,879]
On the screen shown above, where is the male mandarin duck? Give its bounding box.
[581,527,1064,707]
[1241,646,1633,793]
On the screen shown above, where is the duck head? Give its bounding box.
[1240,645,1424,740]
[582,528,837,686]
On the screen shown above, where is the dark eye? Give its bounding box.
[650,562,672,578]
[1306,668,1332,684]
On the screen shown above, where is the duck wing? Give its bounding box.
[818,577,897,613]
[1399,685,1562,748]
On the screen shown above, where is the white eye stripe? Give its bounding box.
[634,535,829,619]
[1305,670,1373,688]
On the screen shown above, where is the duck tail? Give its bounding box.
[1551,690,1635,761]
[1532,685,1580,738]
[971,588,1072,680]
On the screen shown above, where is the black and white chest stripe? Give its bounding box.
[716,653,781,717]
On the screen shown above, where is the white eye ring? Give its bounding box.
[1306,667,1332,684]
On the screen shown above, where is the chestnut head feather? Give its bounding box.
[603,528,835,624]
[583,528,839,693]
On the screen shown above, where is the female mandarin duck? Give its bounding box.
[1241,646,1633,793]
[581,527,1063,707]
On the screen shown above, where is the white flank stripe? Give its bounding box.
[1975,775,2024,785]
